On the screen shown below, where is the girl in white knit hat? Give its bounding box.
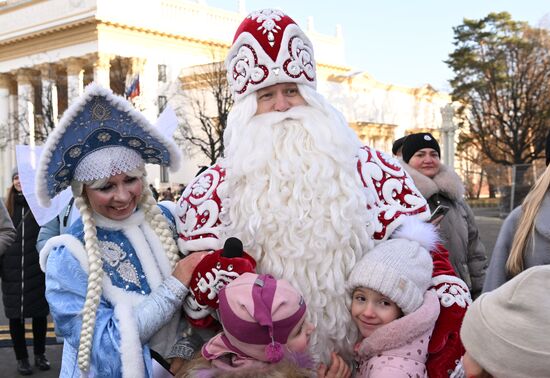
[347,238,440,377]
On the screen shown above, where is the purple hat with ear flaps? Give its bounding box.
[202,273,306,363]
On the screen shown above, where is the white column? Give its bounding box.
[16,70,35,145]
[447,127,456,169]
[140,57,159,122]
[441,129,449,163]
[8,85,17,172]
[440,104,456,168]
[93,53,111,88]
[66,58,84,106]
[39,64,59,129]
[0,74,12,192]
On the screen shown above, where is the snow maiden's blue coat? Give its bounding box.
[39,206,186,377]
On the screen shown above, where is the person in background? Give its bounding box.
[461,265,550,377]
[347,238,439,377]
[36,197,77,252]
[3,169,50,375]
[399,133,488,298]
[35,83,205,377]
[391,135,407,157]
[483,132,550,292]
[161,187,175,202]
[149,183,159,202]
[0,197,16,258]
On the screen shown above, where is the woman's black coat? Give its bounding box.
[1,192,49,319]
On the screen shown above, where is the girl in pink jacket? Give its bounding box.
[347,238,440,377]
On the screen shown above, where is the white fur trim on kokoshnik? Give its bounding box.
[35,82,182,207]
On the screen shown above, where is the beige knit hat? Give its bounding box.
[347,238,433,314]
[460,265,550,377]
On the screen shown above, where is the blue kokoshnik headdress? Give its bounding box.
[35,83,181,207]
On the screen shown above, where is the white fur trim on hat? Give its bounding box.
[347,238,433,314]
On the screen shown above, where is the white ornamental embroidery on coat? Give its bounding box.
[431,275,472,308]
[100,240,141,288]
[117,260,141,288]
[248,9,285,46]
[195,268,240,301]
[192,175,213,196]
[101,241,127,266]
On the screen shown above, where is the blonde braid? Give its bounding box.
[140,178,180,269]
[74,195,104,372]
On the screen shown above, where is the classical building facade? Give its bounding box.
[0,0,456,195]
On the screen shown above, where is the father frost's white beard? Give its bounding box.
[219,105,375,362]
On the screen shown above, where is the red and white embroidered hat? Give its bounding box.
[225,9,316,101]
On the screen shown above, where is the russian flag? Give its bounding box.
[125,75,140,99]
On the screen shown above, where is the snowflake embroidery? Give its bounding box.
[97,132,111,142]
[128,139,142,147]
[91,102,111,121]
[68,147,82,158]
[192,175,212,196]
[248,9,285,46]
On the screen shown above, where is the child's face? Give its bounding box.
[351,287,402,338]
[286,314,315,353]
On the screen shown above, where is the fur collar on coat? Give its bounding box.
[355,291,440,358]
[400,160,464,201]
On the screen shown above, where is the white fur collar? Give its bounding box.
[399,160,465,201]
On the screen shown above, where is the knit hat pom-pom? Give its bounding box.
[265,342,284,363]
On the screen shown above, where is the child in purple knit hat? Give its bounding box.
[176,272,350,378]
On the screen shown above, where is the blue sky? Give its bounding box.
[209,1,549,92]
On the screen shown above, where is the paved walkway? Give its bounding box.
[0,209,504,377]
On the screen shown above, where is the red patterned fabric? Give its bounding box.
[189,248,256,309]
[356,146,430,241]
[175,165,226,254]
[427,244,471,377]
[183,241,257,328]
[225,9,316,101]
[176,146,430,251]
